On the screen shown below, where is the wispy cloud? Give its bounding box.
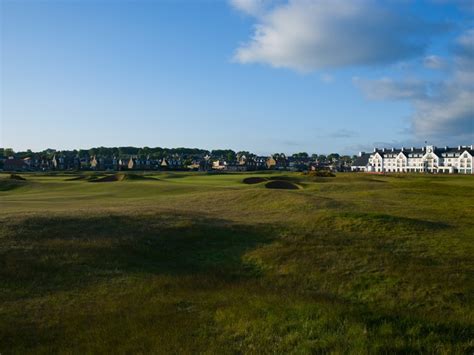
[229,0,274,17]
[355,29,474,142]
[353,77,429,100]
[423,55,446,69]
[232,0,448,72]
[320,73,334,83]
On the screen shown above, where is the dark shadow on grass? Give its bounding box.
[0,214,274,295]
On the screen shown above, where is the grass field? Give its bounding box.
[0,171,473,353]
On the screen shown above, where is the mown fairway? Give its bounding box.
[0,172,473,353]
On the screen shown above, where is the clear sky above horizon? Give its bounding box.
[1,0,473,155]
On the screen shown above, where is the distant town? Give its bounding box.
[1,144,473,174]
[0,147,354,173]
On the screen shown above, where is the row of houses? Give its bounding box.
[1,155,187,172]
[4,145,473,174]
[2,153,350,172]
[351,145,474,174]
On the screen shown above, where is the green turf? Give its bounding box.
[0,172,473,353]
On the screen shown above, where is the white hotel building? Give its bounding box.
[352,145,474,174]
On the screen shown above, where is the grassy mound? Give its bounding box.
[243,177,268,184]
[0,179,27,191]
[90,174,126,182]
[90,173,155,182]
[123,173,156,181]
[268,175,300,182]
[305,170,336,177]
[9,174,26,181]
[0,174,29,191]
[265,180,300,190]
[65,175,89,181]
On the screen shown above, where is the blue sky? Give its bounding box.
[1,0,473,154]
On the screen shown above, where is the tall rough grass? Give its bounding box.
[0,172,473,353]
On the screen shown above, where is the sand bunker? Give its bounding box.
[242,177,268,184]
[265,180,300,190]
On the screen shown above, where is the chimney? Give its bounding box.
[458,145,461,150]
[373,148,376,152]
[391,147,394,152]
[401,146,404,151]
[382,148,386,152]
[445,146,448,150]
[411,147,414,151]
[359,152,364,157]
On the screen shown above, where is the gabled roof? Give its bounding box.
[375,148,424,157]
[369,145,474,158]
[352,153,370,166]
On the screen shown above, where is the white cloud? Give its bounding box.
[233,0,446,71]
[231,1,472,142]
[356,29,474,141]
[354,77,429,100]
[455,28,474,72]
[414,30,474,140]
[412,85,473,138]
